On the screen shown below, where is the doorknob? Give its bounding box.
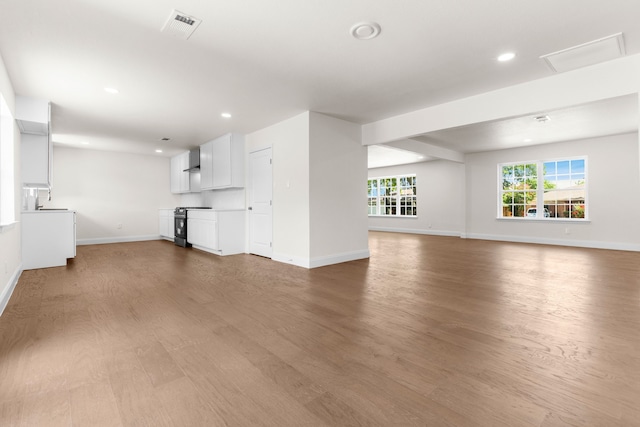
[248,207,253,210]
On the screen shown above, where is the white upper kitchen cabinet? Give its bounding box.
[170,151,190,193]
[17,96,52,188]
[21,133,52,187]
[200,133,244,190]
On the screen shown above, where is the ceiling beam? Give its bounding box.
[385,139,464,163]
[362,54,640,146]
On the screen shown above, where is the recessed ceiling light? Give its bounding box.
[155,149,163,153]
[417,155,424,159]
[350,22,381,40]
[523,138,532,143]
[104,87,119,94]
[497,52,516,62]
[81,142,90,145]
[221,112,232,118]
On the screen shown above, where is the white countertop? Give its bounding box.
[187,208,245,212]
[22,209,76,214]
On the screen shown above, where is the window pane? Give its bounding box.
[571,159,585,174]
[543,161,556,175]
[558,204,570,218]
[513,205,525,217]
[557,161,570,174]
[503,178,514,190]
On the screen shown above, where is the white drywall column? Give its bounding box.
[363,54,640,146]
[309,112,369,266]
[246,112,311,265]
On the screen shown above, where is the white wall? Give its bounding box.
[180,187,245,210]
[0,53,21,315]
[246,112,311,264]
[47,147,180,244]
[465,132,640,250]
[368,160,465,236]
[309,112,369,266]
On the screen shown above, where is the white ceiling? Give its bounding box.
[1,0,639,159]
[367,145,432,169]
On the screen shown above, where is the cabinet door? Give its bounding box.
[212,135,232,188]
[170,155,181,193]
[21,134,50,187]
[22,212,75,270]
[187,217,218,250]
[200,140,213,190]
[206,220,218,250]
[170,152,191,193]
[187,219,199,246]
[159,212,174,238]
[179,152,190,192]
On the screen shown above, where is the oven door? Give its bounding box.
[174,215,190,247]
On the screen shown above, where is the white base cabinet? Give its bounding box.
[158,209,174,240]
[22,211,76,270]
[186,209,245,255]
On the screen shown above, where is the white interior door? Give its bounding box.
[248,147,272,258]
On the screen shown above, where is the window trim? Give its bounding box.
[0,94,15,227]
[368,174,417,217]
[497,156,588,221]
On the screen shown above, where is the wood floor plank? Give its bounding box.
[0,399,23,427]
[2,233,640,425]
[69,380,123,427]
[134,341,184,387]
[19,389,71,427]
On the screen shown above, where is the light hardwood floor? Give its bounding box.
[2,231,640,426]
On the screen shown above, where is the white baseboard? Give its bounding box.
[0,264,22,317]
[272,253,311,268]
[77,235,162,246]
[465,233,640,252]
[369,226,462,237]
[370,227,640,252]
[309,249,370,268]
[272,249,371,269]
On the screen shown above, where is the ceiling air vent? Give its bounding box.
[161,10,201,40]
[540,33,626,73]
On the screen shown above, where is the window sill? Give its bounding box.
[496,217,590,223]
[368,215,418,219]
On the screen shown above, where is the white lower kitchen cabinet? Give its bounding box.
[22,210,76,270]
[186,209,245,255]
[158,209,174,240]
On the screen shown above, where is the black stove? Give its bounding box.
[174,207,212,247]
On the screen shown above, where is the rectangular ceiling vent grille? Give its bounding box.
[161,10,201,40]
[540,33,626,73]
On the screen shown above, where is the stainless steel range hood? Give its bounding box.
[183,148,200,172]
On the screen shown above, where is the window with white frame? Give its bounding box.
[0,94,15,226]
[499,157,587,220]
[368,174,417,216]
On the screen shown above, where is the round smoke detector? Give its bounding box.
[350,22,381,40]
